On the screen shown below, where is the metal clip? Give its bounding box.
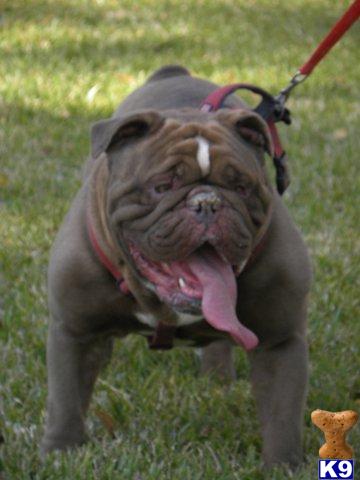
[275,71,308,108]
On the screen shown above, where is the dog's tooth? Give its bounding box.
[234,260,247,276]
[178,278,186,289]
[161,262,172,274]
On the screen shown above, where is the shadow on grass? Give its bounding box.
[4,0,358,35]
[2,0,359,78]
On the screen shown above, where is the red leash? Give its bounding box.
[300,0,360,76]
[277,0,360,104]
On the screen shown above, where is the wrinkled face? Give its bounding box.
[92,108,273,313]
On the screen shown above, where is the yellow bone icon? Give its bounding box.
[311,409,358,459]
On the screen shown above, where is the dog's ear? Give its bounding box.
[219,110,292,193]
[91,111,165,159]
[217,109,274,157]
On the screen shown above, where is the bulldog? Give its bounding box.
[41,65,312,467]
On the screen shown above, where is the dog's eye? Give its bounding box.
[154,181,173,194]
[236,183,251,198]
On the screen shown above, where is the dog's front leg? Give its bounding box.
[248,333,308,468]
[199,340,236,381]
[40,322,112,456]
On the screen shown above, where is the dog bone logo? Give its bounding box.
[311,409,359,459]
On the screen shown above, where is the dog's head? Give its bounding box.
[91,108,273,316]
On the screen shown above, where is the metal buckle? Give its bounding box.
[275,71,307,108]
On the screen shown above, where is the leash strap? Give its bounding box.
[277,0,360,104]
[299,0,360,77]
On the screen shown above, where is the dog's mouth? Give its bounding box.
[130,243,203,305]
[129,243,258,350]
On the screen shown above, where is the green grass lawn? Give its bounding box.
[0,0,359,478]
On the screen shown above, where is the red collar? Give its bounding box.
[87,219,130,295]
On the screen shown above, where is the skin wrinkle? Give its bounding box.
[210,125,245,149]
[216,110,273,155]
[107,179,138,210]
[249,210,266,230]
[167,138,198,155]
[152,215,185,241]
[141,140,178,169]
[110,204,152,224]
[224,213,250,240]
[108,124,182,183]
[216,216,252,256]
[246,192,268,226]
[144,121,184,154]
[146,223,202,260]
[153,226,199,251]
[245,209,265,236]
[152,214,201,244]
[221,191,257,234]
[222,237,250,264]
[206,118,252,151]
[145,217,186,250]
[138,154,196,183]
[211,145,260,177]
[150,217,191,248]
[127,187,193,231]
[137,142,205,183]
[133,135,201,182]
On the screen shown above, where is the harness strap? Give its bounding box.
[200,83,275,113]
[200,83,290,194]
[147,324,177,350]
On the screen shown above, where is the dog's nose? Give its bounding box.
[187,189,222,221]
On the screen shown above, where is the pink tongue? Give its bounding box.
[187,249,258,351]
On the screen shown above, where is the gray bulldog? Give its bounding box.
[41,65,312,467]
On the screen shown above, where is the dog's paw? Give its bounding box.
[40,432,88,459]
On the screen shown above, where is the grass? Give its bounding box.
[0,0,359,478]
